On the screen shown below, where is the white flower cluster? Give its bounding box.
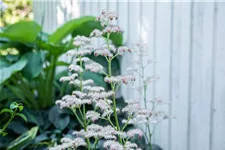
[68,64,83,72]
[90,29,103,37]
[104,75,135,84]
[73,35,91,47]
[94,44,115,57]
[49,137,86,150]
[55,94,91,109]
[59,73,78,82]
[118,46,133,55]
[103,139,142,150]
[103,25,123,34]
[85,62,103,73]
[122,101,172,125]
[75,57,90,62]
[96,9,118,27]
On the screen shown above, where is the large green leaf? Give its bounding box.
[37,40,73,55]
[7,126,38,150]
[49,16,95,44]
[48,106,70,130]
[72,20,123,46]
[83,71,108,89]
[22,51,44,80]
[0,56,10,68]
[0,56,28,84]
[0,21,41,43]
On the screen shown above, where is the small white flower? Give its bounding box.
[85,62,103,73]
[75,57,90,62]
[73,35,91,47]
[127,128,143,138]
[117,46,132,55]
[86,111,100,122]
[68,64,83,72]
[90,29,103,37]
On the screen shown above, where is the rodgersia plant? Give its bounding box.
[126,43,175,150]
[50,10,170,150]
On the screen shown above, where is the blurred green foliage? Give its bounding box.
[0,0,33,27]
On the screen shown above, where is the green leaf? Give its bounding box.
[22,109,38,124]
[7,126,38,150]
[0,55,28,84]
[0,129,8,136]
[16,113,27,123]
[18,105,23,112]
[0,21,41,43]
[48,106,70,130]
[0,108,13,115]
[56,61,70,66]
[10,102,19,110]
[49,16,96,44]
[0,56,10,68]
[83,71,108,89]
[109,32,123,46]
[22,51,44,80]
[37,40,71,55]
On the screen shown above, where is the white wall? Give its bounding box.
[33,1,225,150]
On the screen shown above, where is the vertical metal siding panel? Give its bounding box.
[189,3,203,149]
[171,2,191,150]
[189,2,207,150]
[154,2,172,149]
[212,2,225,150]
[79,0,85,16]
[196,2,214,150]
[84,0,91,15]
[170,2,183,150]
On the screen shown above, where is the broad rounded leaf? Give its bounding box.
[48,106,70,130]
[0,21,41,43]
[49,16,95,44]
[83,71,108,89]
[0,56,28,84]
[0,56,10,68]
[22,51,44,80]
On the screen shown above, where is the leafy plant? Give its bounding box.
[0,14,123,149]
[0,102,27,136]
[0,16,122,109]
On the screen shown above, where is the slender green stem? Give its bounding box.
[121,116,132,131]
[46,55,57,107]
[105,33,123,144]
[1,115,14,134]
[147,124,152,150]
[71,108,84,127]
[93,138,99,150]
[78,57,91,150]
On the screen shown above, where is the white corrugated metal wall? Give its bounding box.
[33,1,225,150]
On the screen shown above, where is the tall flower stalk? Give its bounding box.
[50,10,172,150]
[127,43,174,150]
